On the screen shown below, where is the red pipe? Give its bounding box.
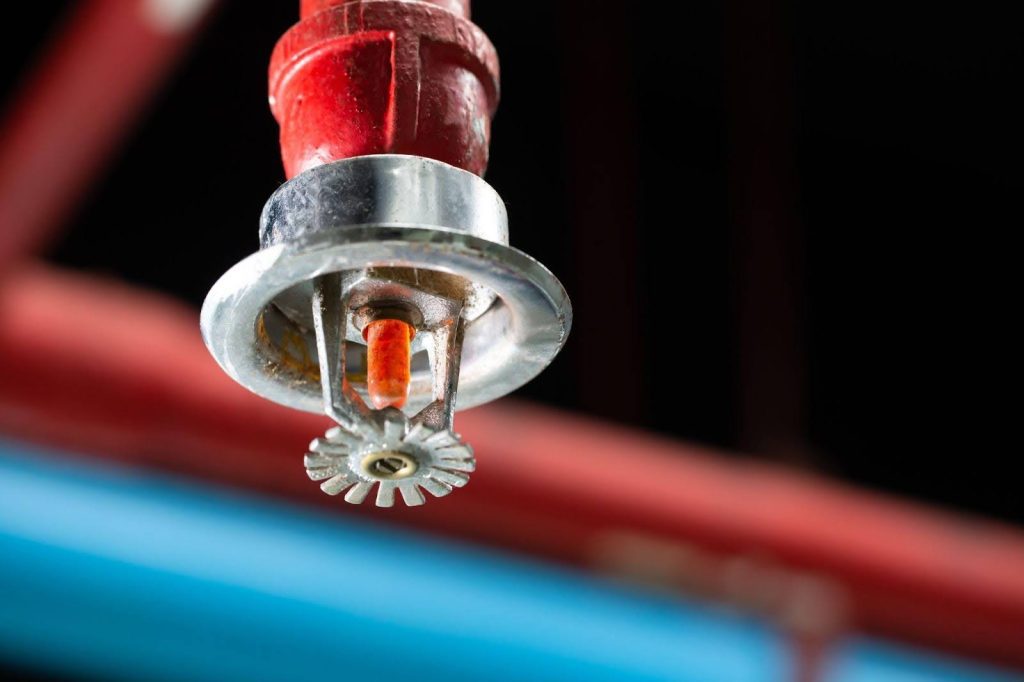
[269,0,499,178]
[301,0,471,18]
[2,265,1023,669]
[0,0,217,271]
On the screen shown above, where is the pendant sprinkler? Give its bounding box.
[201,0,571,507]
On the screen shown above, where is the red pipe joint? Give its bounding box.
[269,0,500,179]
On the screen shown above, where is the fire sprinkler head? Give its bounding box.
[201,0,569,507]
[201,154,571,506]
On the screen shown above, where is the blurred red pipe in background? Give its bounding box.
[0,0,217,270]
[1,264,1022,669]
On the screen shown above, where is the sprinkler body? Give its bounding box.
[201,0,571,507]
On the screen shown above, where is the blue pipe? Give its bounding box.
[3,441,1017,681]
[0,440,789,682]
[828,639,1021,682]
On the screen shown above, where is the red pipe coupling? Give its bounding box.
[269,0,500,179]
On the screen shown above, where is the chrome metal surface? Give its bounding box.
[305,409,475,508]
[262,154,505,324]
[201,154,571,504]
[344,270,464,354]
[201,156,571,417]
[310,272,370,430]
[259,155,507,249]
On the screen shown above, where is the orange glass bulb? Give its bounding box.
[363,318,415,409]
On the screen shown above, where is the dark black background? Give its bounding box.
[2,1,1020,526]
